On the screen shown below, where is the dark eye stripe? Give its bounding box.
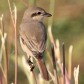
[31,13,37,17]
[31,12,42,17]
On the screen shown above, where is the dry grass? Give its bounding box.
[0,0,80,84]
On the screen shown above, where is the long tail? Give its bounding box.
[37,58,49,80]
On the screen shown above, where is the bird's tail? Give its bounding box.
[37,58,49,80]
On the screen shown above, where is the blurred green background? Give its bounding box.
[0,0,84,84]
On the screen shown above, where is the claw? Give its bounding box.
[27,56,35,71]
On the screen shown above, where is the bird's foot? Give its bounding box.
[27,56,35,71]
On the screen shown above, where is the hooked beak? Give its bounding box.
[44,12,52,17]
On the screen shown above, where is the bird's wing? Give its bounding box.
[19,21,47,56]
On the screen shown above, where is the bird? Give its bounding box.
[19,6,52,80]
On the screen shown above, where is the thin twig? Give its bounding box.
[0,14,8,84]
[74,65,79,84]
[48,27,71,84]
[7,1,18,84]
[0,32,7,82]
[14,4,18,84]
[48,26,55,45]
[55,39,61,63]
[0,64,6,81]
[8,0,15,28]
[68,45,73,79]
[62,42,66,84]
[32,71,37,84]
[51,45,59,84]
[0,14,4,37]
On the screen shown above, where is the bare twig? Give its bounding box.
[55,39,61,63]
[0,30,7,83]
[48,26,55,45]
[48,27,71,84]
[14,4,18,84]
[32,71,37,84]
[0,14,8,84]
[62,42,66,84]
[7,0,18,84]
[68,45,73,79]
[0,14,4,36]
[51,45,59,84]
[74,65,79,84]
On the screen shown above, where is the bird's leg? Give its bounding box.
[27,56,35,71]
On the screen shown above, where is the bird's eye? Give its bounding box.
[37,12,41,15]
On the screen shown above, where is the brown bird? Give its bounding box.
[19,6,52,80]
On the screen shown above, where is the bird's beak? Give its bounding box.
[44,12,52,17]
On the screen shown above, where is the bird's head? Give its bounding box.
[23,6,52,22]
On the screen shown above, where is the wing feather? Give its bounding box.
[20,21,47,56]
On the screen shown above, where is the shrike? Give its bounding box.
[19,6,52,80]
